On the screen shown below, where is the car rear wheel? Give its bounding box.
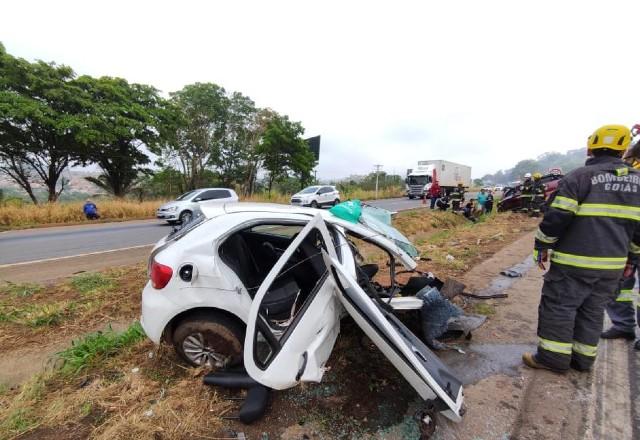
[179,210,192,224]
[310,200,319,209]
[172,312,245,368]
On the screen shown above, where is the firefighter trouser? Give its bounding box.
[531,195,544,215]
[605,269,639,334]
[520,195,532,212]
[536,264,619,371]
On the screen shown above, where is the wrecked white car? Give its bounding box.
[141,202,464,423]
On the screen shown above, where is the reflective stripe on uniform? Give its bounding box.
[550,196,578,213]
[616,167,629,176]
[576,203,640,221]
[616,289,636,302]
[538,337,572,355]
[573,341,598,357]
[631,242,640,255]
[550,251,627,270]
[535,228,558,244]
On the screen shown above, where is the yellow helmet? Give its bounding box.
[532,172,542,180]
[587,125,631,151]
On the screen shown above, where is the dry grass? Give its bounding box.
[0,187,406,229]
[0,200,164,229]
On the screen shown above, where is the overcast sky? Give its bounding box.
[3,0,640,179]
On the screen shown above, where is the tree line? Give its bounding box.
[479,149,585,185]
[0,43,315,204]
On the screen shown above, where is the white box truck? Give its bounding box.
[405,160,472,199]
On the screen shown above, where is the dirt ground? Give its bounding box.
[4,210,634,439]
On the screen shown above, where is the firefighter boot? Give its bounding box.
[600,327,635,340]
[522,352,567,374]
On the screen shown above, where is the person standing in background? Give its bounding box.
[429,180,441,209]
[485,190,494,214]
[476,189,488,214]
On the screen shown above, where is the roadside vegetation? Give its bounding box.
[0,209,538,439]
[0,187,405,229]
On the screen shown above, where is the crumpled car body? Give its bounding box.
[141,203,464,422]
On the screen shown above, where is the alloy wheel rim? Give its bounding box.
[182,333,229,368]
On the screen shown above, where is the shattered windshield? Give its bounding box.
[360,206,419,258]
[329,200,419,258]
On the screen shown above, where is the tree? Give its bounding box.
[158,83,229,191]
[0,43,87,203]
[257,115,315,195]
[241,108,277,196]
[214,92,258,187]
[509,159,540,181]
[74,76,163,197]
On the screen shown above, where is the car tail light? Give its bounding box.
[150,260,173,289]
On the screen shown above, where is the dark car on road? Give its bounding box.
[497,173,563,212]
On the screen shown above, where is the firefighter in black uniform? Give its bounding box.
[601,127,640,349]
[523,124,640,373]
[519,173,534,213]
[450,183,464,211]
[530,172,546,217]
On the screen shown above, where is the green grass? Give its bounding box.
[0,282,43,298]
[1,302,73,327]
[57,321,145,375]
[25,303,68,327]
[70,273,116,295]
[0,408,37,434]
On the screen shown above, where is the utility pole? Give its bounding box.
[374,164,383,199]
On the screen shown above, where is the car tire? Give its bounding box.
[333,199,340,206]
[310,200,319,209]
[172,311,245,369]
[408,195,415,199]
[179,210,192,224]
[167,220,178,225]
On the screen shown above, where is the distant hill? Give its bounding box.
[0,169,104,202]
[481,149,585,184]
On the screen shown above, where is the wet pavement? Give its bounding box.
[439,343,536,385]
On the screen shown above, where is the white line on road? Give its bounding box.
[0,244,154,268]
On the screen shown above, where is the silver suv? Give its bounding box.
[156,188,239,224]
[290,185,340,208]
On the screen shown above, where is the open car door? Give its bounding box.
[323,252,465,422]
[244,214,341,390]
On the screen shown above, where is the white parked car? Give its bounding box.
[141,203,464,423]
[290,185,340,208]
[156,188,239,224]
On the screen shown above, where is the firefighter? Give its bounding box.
[519,173,534,212]
[450,183,465,211]
[530,172,545,217]
[522,124,640,373]
[601,128,640,349]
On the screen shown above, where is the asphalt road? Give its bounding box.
[1,197,450,266]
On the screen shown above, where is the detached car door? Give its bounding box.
[244,214,342,390]
[323,253,465,422]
